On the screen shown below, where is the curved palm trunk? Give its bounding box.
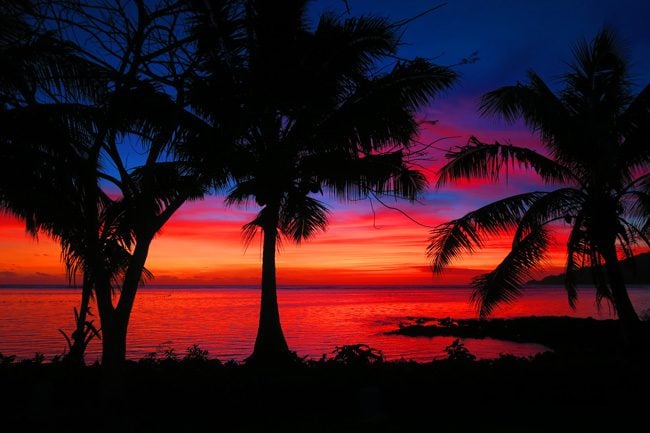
[601,243,641,349]
[66,273,93,365]
[248,206,291,366]
[94,195,187,368]
[602,244,639,322]
[95,273,122,368]
[96,237,153,369]
[100,311,129,368]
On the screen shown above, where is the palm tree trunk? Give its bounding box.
[96,237,153,368]
[249,206,290,366]
[601,243,640,350]
[601,244,639,322]
[100,312,128,369]
[115,237,152,326]
[93,273,121,369]
[67,273,93,365]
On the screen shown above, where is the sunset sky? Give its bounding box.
[2,0,649,286]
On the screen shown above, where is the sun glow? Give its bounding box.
[0,192,572,286]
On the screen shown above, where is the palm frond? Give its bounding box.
[387,166,427,202]
[427,192,544,273]
[279,195,329,244]
[617,216,649,252]
[384,59,459,116]
[242,217,262,251]
[0,102,98,158]
[428,219,482,275]
[564,27,629,112]
[586,249,612,309]
[317,58,456,154]
[513,188,584,244]
[315,13,397,78]
[110,82,178,148]
[436,137,574,187]
[317,151,427,203]
[174,110,237,191]
[241,204,282,250]
[225,179,258,207]
[471,227,551,318]
[480,71,568,144]
[128,161,208,215]
[1,36,105,105]
[626,187,650,243]
[619,84,650,171]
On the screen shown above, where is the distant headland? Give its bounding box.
[529,253,650,285]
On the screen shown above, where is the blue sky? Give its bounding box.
[310,0,650,210]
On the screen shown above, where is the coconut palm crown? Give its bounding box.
[188,0,457,364]
[428,28,650,326]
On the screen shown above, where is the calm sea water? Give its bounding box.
[1,285,649,362]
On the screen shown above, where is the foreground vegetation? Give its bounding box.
[1,345,649,433]
[2,316,649,432]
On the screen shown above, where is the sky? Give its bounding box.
[1,0,649,286]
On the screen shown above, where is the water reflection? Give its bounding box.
[0,286,648,362]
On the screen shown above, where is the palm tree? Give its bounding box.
[0,117,105,364]
[427,28,650,343]
[43,1,209,368]
[0,1,110,364]
[189,0,457,365]
[3,0,209,367]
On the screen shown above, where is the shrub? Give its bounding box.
[0,353,16,367]
[444,339,476,362]
[331,344,384,366]
[183,344,209,362]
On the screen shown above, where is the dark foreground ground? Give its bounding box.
[2,316,649,433]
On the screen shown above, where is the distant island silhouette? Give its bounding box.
[529,253,650,285]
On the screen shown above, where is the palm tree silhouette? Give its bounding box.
[0,1,111,364]
[189,1,457,365]
[428,28,649,342]
[0,123,110,364]
[2,1,208,366]
[64,10,207,367]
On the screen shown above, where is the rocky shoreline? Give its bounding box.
[389,315,650,355]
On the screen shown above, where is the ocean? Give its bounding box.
[1,285,649,362]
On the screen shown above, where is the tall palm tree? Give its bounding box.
[189,0,457,365]
[428,28,650,342]
[0,0,110,364]
[0,112,106,364]
[43,0,209,368]
[3,0,208,367]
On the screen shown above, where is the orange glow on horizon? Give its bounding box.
[0,112,601,287]
[0,214,65,284]
[0,201,574,286]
